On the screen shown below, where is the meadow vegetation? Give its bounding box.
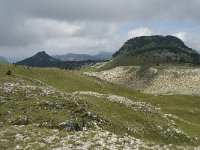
[0,63,200,149]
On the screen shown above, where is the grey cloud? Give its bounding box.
[0,19,44,47]
[1,0,200,22]
[0,0,200,61]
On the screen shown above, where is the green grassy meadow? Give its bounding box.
[0,63,200,148]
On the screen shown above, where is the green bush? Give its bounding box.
[6,70,12,75]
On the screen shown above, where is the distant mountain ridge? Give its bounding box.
[53,51,113,61]
[0,56,9,64]
[16,51,104,69]
[100,35,200,70]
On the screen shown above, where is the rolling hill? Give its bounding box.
[1,35,200,149]
[84,65,200,95]
[0,63,200,149]
[100,35,200,70]
[16,51,62,67]
[16,51,104,70]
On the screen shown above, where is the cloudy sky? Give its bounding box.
[0,0,200,62]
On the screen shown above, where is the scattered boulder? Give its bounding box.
[9,115,29,125]
[59,120,83,131]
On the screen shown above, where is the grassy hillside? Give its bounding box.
[0,63,200,149]
[100,36,200,70]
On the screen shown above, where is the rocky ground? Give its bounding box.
[143,68,200,95]
[0,76,199,149]
[84,66,200,96]
[74,91,199,143]
[1,124,197,150]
